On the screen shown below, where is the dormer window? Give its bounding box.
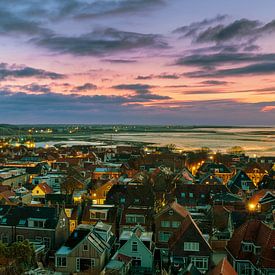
[168,210,174,216]
[29,218,46,228]
[242,242,253,252]
[90,210,107,220]
[253,245,261,255]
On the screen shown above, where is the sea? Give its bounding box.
[36,127,275,157]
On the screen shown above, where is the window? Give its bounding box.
[172,221,181,228]
[126,214,145,224]
[168,210,174,216]
[239,263,253,275]
[90,211,107,220]
[253,245,261,255]
[56,257,67,267]
[91,258,96,268]
[201,194,205,198]
[76,258,80,272]
[242,242,253,252]
[189,193,194,198]
[43,237,51,249]
[33,220,44,228]
[16,235,24,242]
[184,242,199,251]
[120,198,125,203]
[132,241,138,252]
[2,235,8,243]
[35,236,42,242]
[83,244,88,251]
[159,231,172,242]
[161,221,170,228]
[181,192,185,198]
[190,257,208,270]
[55,178,59,183]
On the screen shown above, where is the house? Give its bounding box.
[32,173,65,192]
[0,168,28,188]
[119,206,154,234]
[199,173,223,185]
[90,178,117,205]
[247,189,275,213]
[113,225,154,274]
[244,162,267,186]
[64,205,82,233]
[92,167,121,181]
[169,215,212,274]
[207,257,237,275]
[154,201,190,250]
[55,222,115,274]
[32,182,53,203]
[81,204,117,235]
[197,163,233,184]
[173,183,229,207]
[210,205,234,251]
[227,170,255,196]
[211,192,245,211]
[0,190,17,205]
[0,205,69,251]
[173,168,195,185]
[226,220,275,275]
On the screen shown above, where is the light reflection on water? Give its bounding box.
[36,127,275,157]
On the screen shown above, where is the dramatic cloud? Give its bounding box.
[173,15,228,37]
[72,83,97,92]
[33,28,168,56]
[65,0,167,19]
[0,9,50,36]
[175,53,275,68]
[0,63,64,80]
[185,62,275,78]
[195,18,275,43]
[112,83,171,100]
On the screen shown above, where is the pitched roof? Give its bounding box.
[207,258,237,275]
[36,182,53,194]
[155,201,190,219]
[168,215,212,251]
[0,205,59,228]
[227,220,275,268]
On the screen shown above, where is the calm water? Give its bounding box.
[36,127,275,157]
[96,127,275,157]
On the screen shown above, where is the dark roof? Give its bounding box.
[199,163,231,174]
[65,227,90,249]
[0,205,59,229]
[45,193,73,205]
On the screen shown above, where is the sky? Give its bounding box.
[1,0,275,125]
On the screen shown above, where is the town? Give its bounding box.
[0,137,274,275]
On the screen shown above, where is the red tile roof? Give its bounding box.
[207,257,237,275]
[36,182,53,194]
[227,220,275,268]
